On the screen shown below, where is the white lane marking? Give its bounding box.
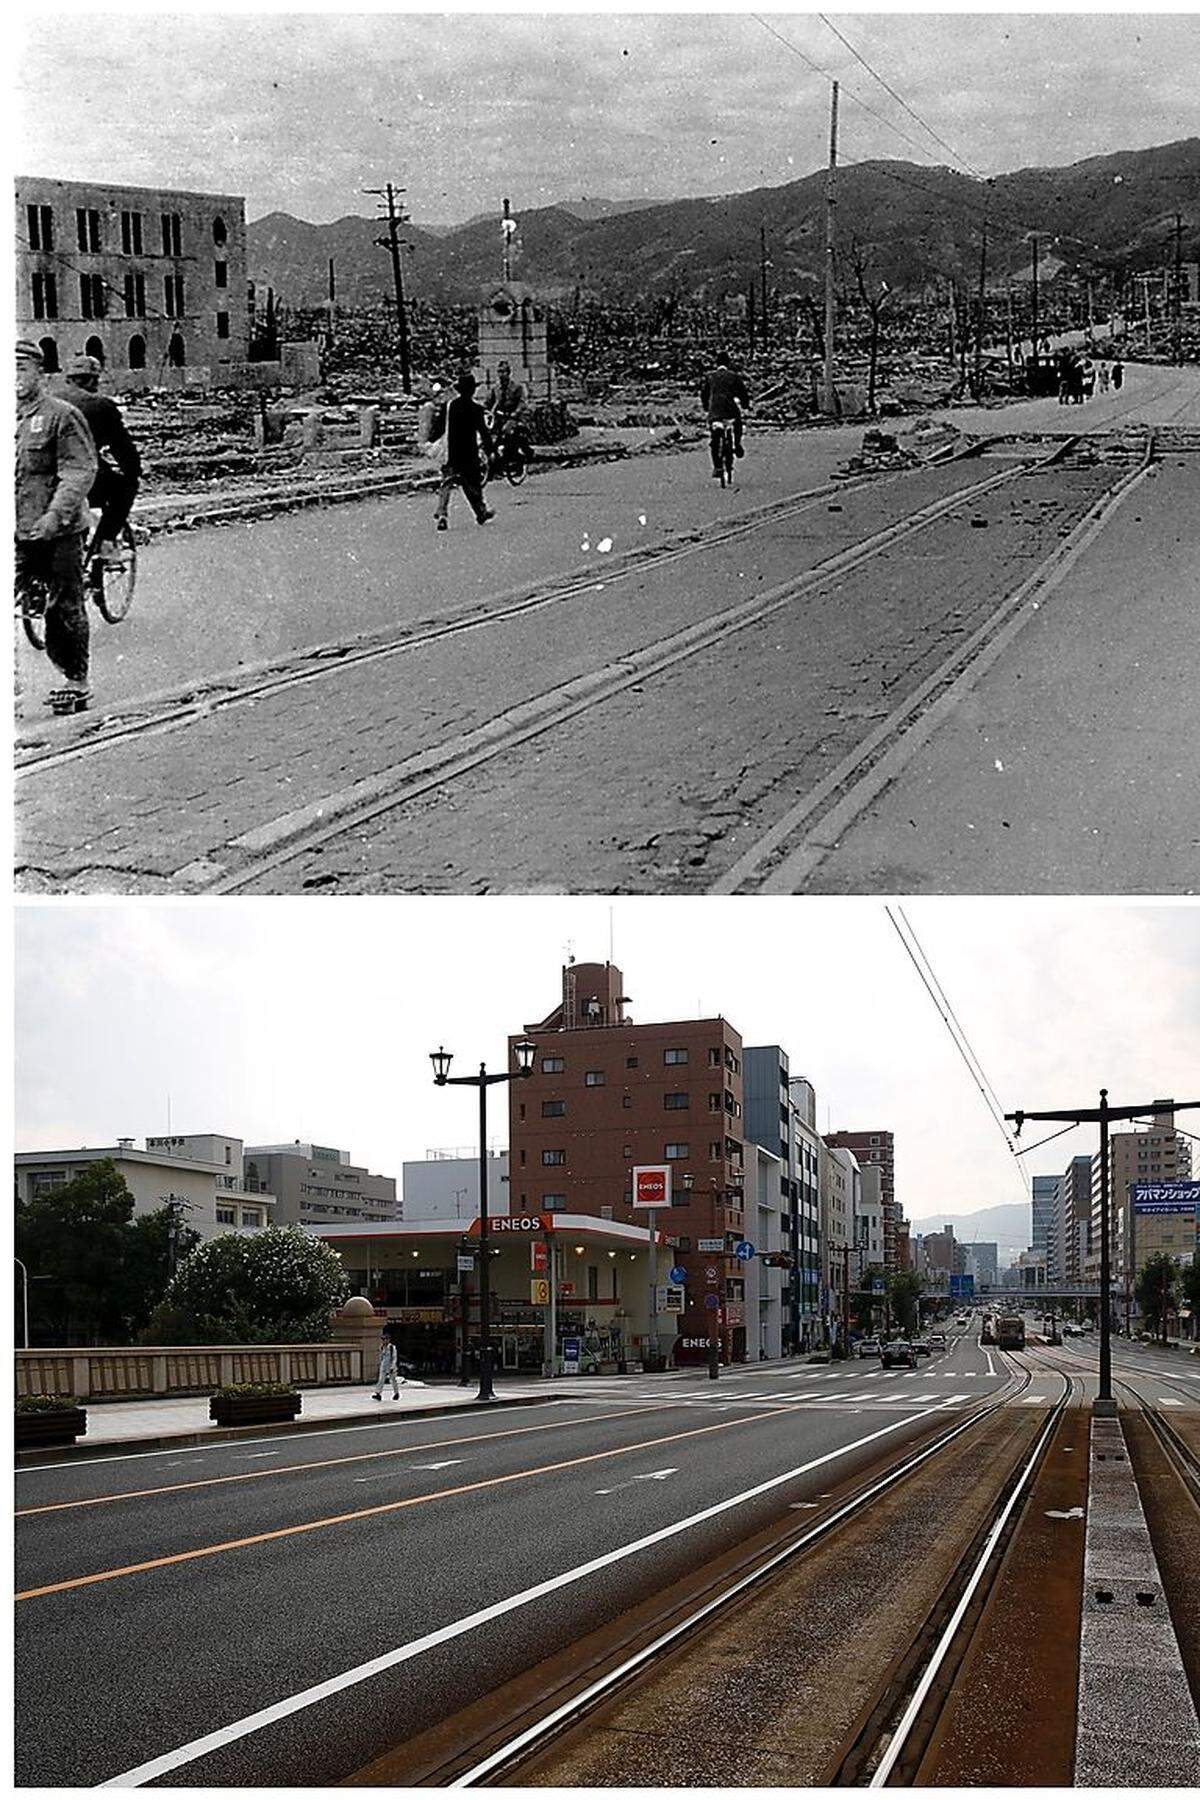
[238,1452,279,1461]
[985,1353,996,1377]
[412,1461,464,1471]
[98,1406,946,1787]
[1158,1398,1185,1407]
[632,1469,678,1481]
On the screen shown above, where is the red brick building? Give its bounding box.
[509,961,749,1359]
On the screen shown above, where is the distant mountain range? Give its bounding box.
[909,1203,1030,1263]
[248,138,1200,310]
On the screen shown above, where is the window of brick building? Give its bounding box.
[664,1048,688,1065]
[622,1095,632,1109]
[542,1055,564,1073]
[541,1100,565,1118]
[542,1149,565,1166]
[664,1093,689,1110]
[664,1143,690,1160]
[626,1056,638,1068]
[584,1071,605,1087]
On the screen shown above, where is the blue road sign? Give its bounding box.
[734,1241,755,1261]
[669,1265,689,1285]
[704,1292,721,1311]
[949,1273,976,1298]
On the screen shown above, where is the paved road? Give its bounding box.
[15,364,1198,895]
[16,1344,1016,1786]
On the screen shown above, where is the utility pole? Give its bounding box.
[1007,1093,1200,1414]
[823,80,839,414]
[1173,212,1184,366]
[760,219,770,354]
[365,181,412,393]
[1030,232,1040,362]
[973,212,988,397]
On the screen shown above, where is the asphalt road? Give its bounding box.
[16,1340,1015,1787]
[15,363,1199,895]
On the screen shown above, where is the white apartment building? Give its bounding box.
[16,1135,274,1237]
[401,1149,510,1221]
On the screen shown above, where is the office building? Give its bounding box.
[16,1134,273,1237]
[242,1142,398,1227]
[826,1128,897,1268]
[402,1150,510,1221]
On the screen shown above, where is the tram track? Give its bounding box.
[352,1365,1038,1787]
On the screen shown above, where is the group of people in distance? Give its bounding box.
[15,339,141,713]
[1056,344,1123,405]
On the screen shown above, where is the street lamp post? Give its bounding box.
[1007,1091,1200,1414]
[15,1257,30,1350]
[431,1039,537,1402]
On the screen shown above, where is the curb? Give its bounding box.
[13,1390,563,1466]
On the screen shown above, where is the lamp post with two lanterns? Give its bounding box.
[431,1038,537,1402]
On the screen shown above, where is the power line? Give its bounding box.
[749,15,967,174]
[896,906,1012,1132]
[816,14,986,181]
[885,906,1030,1205]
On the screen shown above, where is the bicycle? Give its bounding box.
[484,411,530,486]
[18,510,137,652]
[711,420,736,488]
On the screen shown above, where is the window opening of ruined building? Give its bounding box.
[215,261,228,288]
[121,210,144,255]
[79,274,106,320]
[84,335,105,367]
[39,337,59,373]
[27,204,55,251]
[168,329,186,367]
[216,311,230,339]
[31,272,58,321]
[162,212,182,256]
[76,207,101,253]
[213,215,227,246]
[126,335,146,370]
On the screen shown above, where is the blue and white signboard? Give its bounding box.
[1131,1181,1200,1216]
[562,1337,581,1376]
[949,1273,975,1298]
[734,1241,756,1262]
[669,1265,689,1285]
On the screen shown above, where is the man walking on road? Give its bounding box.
[434,372,495,531]
[15,338,98,714]
[372,1321,406,1400]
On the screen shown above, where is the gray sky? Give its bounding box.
[14,899,1200,1230]
[14,10,1200,227]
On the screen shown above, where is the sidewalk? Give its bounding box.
[17,1376,573,1462]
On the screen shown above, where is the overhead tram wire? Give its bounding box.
[885,907,1030,1203]
[748,14,974,175]
[1011,1121,1085,1159]
[816,13,987,181]
[897,905,1012,1133]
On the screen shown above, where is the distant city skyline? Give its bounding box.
[15,898,1200,1224]
[16,12,1200,228]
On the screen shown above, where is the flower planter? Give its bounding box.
[209,1393,302,1428]
[16,1406,88,1449]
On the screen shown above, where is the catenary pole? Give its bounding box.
[823,81,839,414]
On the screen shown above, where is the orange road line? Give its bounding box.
[16,1406,793,1602]
[15,1403,678,1518]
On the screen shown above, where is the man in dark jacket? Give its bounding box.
[16,338,98,711]
[700,354,751,476]
[63,353,142,565]
[434,372,496,531]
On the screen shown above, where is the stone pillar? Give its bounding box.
[475,283,554,403]
[329,1295,380,1385]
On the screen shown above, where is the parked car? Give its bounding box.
[912,1339,933,1357]
[881,1341,917,1369]
[857,1337,882,1359]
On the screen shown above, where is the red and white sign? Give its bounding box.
[475,1214,546,1235]
[530,1241,549,1273]
[632,1165,671,1210]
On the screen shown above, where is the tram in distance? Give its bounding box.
[996,1313,1026,1351]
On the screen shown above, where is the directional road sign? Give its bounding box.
[669,1265,689,1285]
[734,1241,755,1261]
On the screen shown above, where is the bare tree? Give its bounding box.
[850,238,893,415]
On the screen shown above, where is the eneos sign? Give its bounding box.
[632,1165,671,1209]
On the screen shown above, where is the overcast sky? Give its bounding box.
[14,898,1200,1233]
[14,9,1200,227]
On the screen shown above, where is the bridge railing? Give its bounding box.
[15,1344,364,1403]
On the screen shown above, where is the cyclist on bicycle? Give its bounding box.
[700,354,750,478]
[63,353,142,567]
[488,360,531,467]
[16,338,98,713]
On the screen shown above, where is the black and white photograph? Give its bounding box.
[9,9,1200,1796]
[13,10,1200,894]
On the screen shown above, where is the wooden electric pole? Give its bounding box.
[365,181,412,393]
[973,210,989,397]
[760,218,770,354]
[1173,212,1184,366]
[823,81,839,414]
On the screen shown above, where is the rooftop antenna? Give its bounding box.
[609,904,614,966]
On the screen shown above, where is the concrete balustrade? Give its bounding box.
[15,1343,363,1403]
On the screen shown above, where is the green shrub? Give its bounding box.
[212,1381,298,1398]
[16,1393,82,1413]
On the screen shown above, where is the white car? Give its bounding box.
[857,1337,882,1358]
